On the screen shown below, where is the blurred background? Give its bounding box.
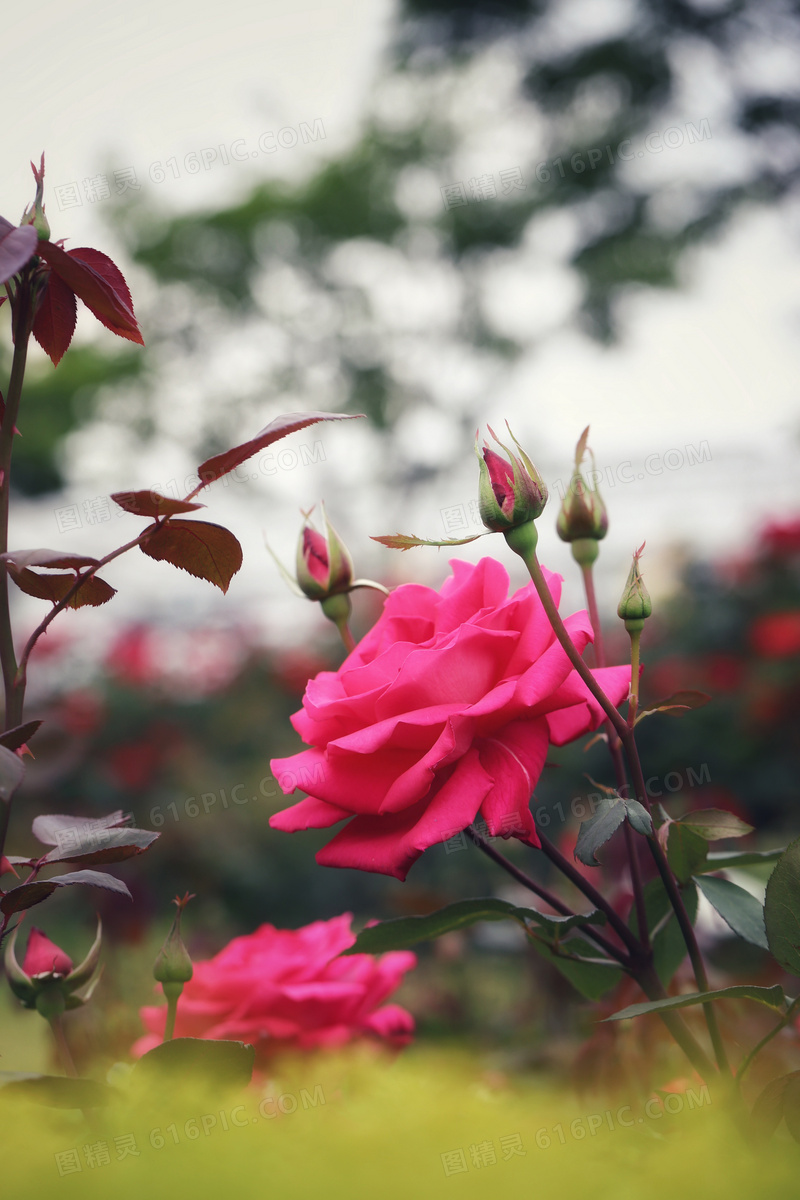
[2,0,800,1081]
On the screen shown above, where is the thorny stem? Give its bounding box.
[516,540,727,1073]
[0,277,33,868]
[0,277,33,733]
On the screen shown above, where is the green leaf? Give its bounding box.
[677,809,753,840]
[343,898,606,954]
[697,848,786,872]
[605,984,787,1022]
[625,799,653,837]
[0,1071,114,1108]
[574,794,627,866]
[370,532,484,551]
[764,836,800,977]
[132,1038,255,1090]
[529,936,624,1000]
[666,822,708,883]
[694,874,769,950]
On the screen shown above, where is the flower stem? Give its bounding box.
[579,561,650,952]
[48,1013,78,1077]
[735,996,800,1085]
[467,827,629,965]
[511,534,727,1072]
[628,627,641,726]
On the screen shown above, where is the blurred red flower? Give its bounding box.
[749,611,800,659]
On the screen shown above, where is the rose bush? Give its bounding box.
[270,557,630,879]
[134,914,416,1058]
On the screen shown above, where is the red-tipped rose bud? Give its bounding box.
[22,928,73,978]
[296,506,354,601]
[20,153,50,241]
[618,543,652,632]
[476,423,548,533]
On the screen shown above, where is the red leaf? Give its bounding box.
[2,549,100,570]
[111,490,205,518]
[140,520,243,592]
[0,720,43,752]
[195,411,363,489]
[31,269,77,365]
[0,219,37,286]
[35,241,144,345]
[7,566,116,608]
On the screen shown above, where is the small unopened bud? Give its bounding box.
[23,928,73,978]
[4,919,102,1012]
[154,893,194,987]
[476,423,548,533]
[617,543,652,632]
[556,428,608,567]
[20,153,50,241]
[296,506,354,601]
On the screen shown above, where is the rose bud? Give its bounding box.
[617,544,652,632]
[23,928,73,978]
[296,506,354,601]
[4,919,103,1014]
[20,153,51,241]
[154,893,194,990]
[477,424,548,534]
[556,429,608,568]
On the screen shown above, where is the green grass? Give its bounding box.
[1,1047,796,1199]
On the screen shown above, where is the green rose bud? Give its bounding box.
[617,543,652,632]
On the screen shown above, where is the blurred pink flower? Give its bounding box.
[134,914,416,1060]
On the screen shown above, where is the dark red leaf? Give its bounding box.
[2,549,100,570]
[140,520,243,593]
[7,565,116,608]
[0,870,131,915]
[31,269,78,365]
[0,720,42,752]
[195,411,363,489]
[32,811,131,845]
[35,241,143,345]
[42,827,159,866]
[0,219,37,286]
[111,491,205,518]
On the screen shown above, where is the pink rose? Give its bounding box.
[133,914,415,1059]
[270,557,631,880]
